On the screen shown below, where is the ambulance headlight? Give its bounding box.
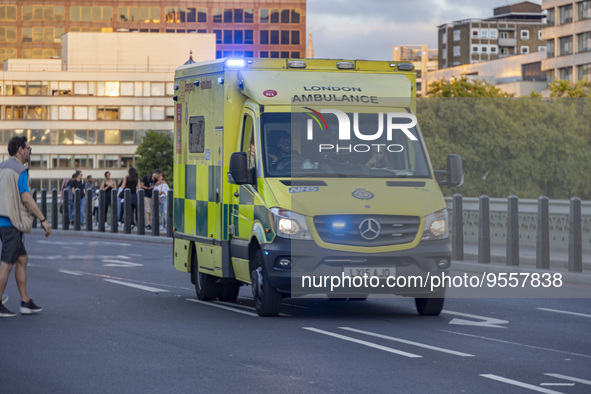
[270,208,313,240]
[421,209,449,241]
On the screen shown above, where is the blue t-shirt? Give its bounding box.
[0,170,30,227]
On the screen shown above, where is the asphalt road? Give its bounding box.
[1,233,590,394]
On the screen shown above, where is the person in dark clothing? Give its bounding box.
[100,171,116,225]
[67,171,86,225]
[121,167,139,227]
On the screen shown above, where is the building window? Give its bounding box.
[0,27,16,42]
[260,9,269,24]
[453,46,460,57]
[559,66,572,82]
[198,8,206,22]
[559,35,573,55]
[490,29,498,39]
[72,6,113,22]
[481,29,488,38]
[538,46,547,52]
[547,39,555,57]
[577,63,591,81]
[472,29,479,38]
[500,31,509,39]
[482,46,488,53]
[442,32,447,45]
[547,8,555,26]
[522,62,545,81]
[212,8,222,23]
[521,30,529,40]
[472,46,479,53]
[559,4,573,24]
[490,46,497,53]
[0,5,17,21]
[520,46,529,54]
[260,30,268,45]
[245,30,253,44]
[453,30,460,41]
[578,32,591,53]
[579,1,591,20]
[214,30,221,44]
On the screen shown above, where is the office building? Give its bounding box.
[0,32,215,191]
[0,0,306,62]
[393,45,438,96]
[541,0,591,82]
[438,1,546,69]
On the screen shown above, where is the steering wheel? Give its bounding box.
[274,155,304,170]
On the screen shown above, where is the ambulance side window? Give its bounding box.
[242,114,256,171]
[189,116,205,153]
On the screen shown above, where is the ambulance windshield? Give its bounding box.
[261,111,431,179]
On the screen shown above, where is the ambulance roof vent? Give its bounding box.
[288,60,306,69]
[336,61,355,69]
[396,63,414,71]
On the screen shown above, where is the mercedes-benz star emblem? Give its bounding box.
[359,218,381,240]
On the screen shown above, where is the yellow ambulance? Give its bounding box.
[173,58,463,316]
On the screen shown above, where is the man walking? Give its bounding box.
[0,136,51,317]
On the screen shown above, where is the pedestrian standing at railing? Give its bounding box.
[100,171,116,225]
[67,171,85,225]
[66,170,81,224]
[154,176,170,230]
[121,167,139,228]
[0,136,51,318]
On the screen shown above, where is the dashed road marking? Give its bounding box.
[442,310,508,328]
[302,327,422,358]
[537,308,591,319]
[480,374,564,393]
[104,279,169,293]
[58,269,83,276]
[186,298,258,317]
[544,373,591,386]
[339,327,475,357]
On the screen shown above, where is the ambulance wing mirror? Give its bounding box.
[435,154,463,187]
[228,152,251,185]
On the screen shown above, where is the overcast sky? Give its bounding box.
[306,0,537,60]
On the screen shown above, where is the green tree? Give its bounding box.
[135,130,174,188]
[427,76,515,97]
[548,79,591,97]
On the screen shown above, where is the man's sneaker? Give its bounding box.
[1,294,7,305]
[20,299,42,315]
[0,304,16,317]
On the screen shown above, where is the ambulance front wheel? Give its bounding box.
[192,250,218,301]
[251,250,282,317]
[414,287,445,316]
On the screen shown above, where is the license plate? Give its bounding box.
[344,267,395,279]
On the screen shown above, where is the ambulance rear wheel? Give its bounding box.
[192,251,218,301]
[217,283,240,302]
[251,250,281,317]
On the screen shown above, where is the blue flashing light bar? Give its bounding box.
[332,221,346,230]
[226,59,246,67]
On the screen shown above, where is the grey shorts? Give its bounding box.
[0,227,27,264]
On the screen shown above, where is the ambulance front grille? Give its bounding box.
[313,215,420,247]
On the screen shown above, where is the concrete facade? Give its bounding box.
[541,0,591,82]
[0,32,216,191]
[424,51,548,96]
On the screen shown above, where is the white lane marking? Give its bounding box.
[37,240,131,246]
[339,327,474,357]
[215,300,291,317]
[443,330,591,359]
[544,373,591,385]
[186,298,258,317]
[104,279,169,293]
[480,374,565,394]
[58,270,83,276]
[102,259,143,267]
[302,327,422,358]
[540,384,575,387]
[537,308,591,319]
[442,310,508,328]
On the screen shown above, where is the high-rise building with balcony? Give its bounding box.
[541,0,591,82]
[0,0,306,62]
[438,1,545,69]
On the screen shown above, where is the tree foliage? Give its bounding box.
[548,79,591,97]
[135,130,174,188]
[417,97,591,199]
[427,76,515,98]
